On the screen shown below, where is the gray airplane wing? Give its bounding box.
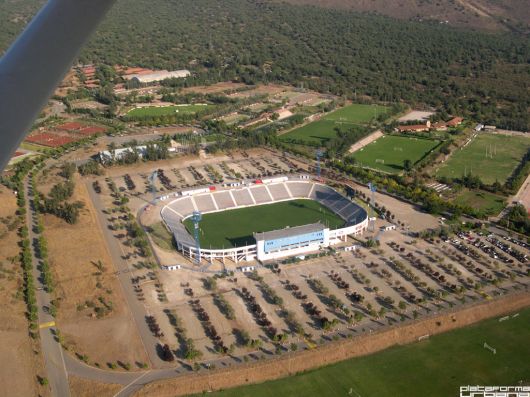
[0,0,116,171]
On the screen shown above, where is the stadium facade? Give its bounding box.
[159,176,368,263]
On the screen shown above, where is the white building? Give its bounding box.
[126,69,191,84]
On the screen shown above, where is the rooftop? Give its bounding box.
[254,222,326,242]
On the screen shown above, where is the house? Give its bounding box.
[432,121,448,131]
[446,117,463,127]
[397,120,431,133]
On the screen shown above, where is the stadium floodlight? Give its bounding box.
[149,170,158,202]
[0,0,117,171]
[192,211,202,265]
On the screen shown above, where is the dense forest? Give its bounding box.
[1,0,529,130]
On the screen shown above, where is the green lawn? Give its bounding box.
[323,104,389,123]
[183,199,344,249]
[280,119,346,145]
[195,308,530,397]
[351,135,441,173]
[280,104,389,146]
[436,133,530,185]
[147,222,175,251]
[453,190,506,216]
[126,104,209,117]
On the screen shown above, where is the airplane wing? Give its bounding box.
[0,0,116,171]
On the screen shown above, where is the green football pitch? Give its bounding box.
[436,133,530,185]
[183,199,344,249]
[126,104,209,117]
[351,135,441,173]
[195,307,530,397]
[280,104,389,145]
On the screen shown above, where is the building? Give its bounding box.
[397,120,431,133]
[125,69,191,84]
[254,223,328,261]
[161,179,369,264]
[446,117,463,127]
[432,121,448,131]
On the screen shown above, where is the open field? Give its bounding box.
[126,104,209,118]
[41,171,148,367]
[453,189,506,216]
[436,133,530,185]
[194,307,530,397]
[323,104,388,124]
[280,120,345,145]
[280,104,388,145]
[183,199,344,249]
[351,135,441,173]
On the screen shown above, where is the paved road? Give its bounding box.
[25,178,71,397]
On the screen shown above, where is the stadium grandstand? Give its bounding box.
[158,176,368,263]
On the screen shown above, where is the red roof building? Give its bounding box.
[446,117,464,127]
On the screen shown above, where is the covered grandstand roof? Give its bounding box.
[254,222,325,242]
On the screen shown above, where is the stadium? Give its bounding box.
[159,176,368,263]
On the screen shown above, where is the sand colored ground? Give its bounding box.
[0,185,44,396]
[69,375,121,397]
[135,292,530,397]
[348,129,383,153]
[42,173,148,367]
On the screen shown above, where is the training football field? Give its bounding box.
[126,104,209,117]
[183,199,344,249]
[196,308,530,397]
[280,104,389,146]
[351,135,441,173]
[436,133,530,185]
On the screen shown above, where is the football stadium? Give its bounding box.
[159,176,368,263]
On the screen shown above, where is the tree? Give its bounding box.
[403,159,412,171]
[160,344,174,362]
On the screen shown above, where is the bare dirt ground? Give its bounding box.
[135,292,530,397]
[69,375,121,397]
[344,180,439,231]
[41,172,148,368]
[228,84,291,99]
[348,130,383,153]
[0,186,46,396]
[397,110,434,122]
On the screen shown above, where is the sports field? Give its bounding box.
[126,104,209,117]
[453,190,506,216]
[436,133,530,185]
[280,104,388,145]
[183,199,344,249]
[351,135,441,173]
[198,308,530,397]
[323,104,389,123]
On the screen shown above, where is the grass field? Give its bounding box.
[280,104,388,145]
[351,135,441,173]
[436,133,530,185]
[147,222,174,251]
[453,190,506,216]
[126,104,209,117]
[183,199,344,249]
[197,308,530,397]
[323,104,388,123]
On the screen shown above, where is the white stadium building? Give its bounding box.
[159,177,368,263]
